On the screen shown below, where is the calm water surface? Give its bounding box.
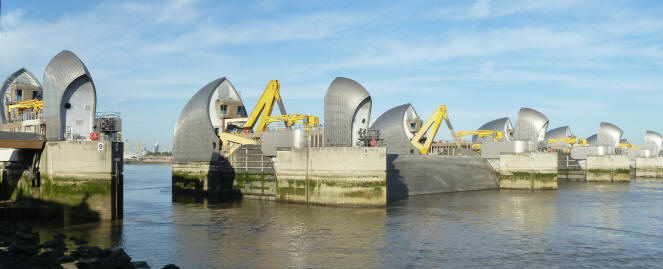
[35,164,663,268]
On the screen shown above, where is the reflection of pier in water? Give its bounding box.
[171,198,386,268]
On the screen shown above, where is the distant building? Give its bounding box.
[153,142,160,153]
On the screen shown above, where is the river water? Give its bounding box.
[33,164,663,268]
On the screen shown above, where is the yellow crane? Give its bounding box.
[410,105,461,155]
[548,138,587,145]
[263,113,319,131]
[218,80,320,157]
[7,99,43,114]
[619,142,643,149]
[456,130,504,142]
[241,80,319,133]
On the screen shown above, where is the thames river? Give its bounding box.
[35,164,663,268]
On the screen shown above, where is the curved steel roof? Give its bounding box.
[42,50,97,141]
[545,126,573,140]
[174,77,241,162]
[644,130,663,156]
[323,77,371,147]
[586,134,597,144]
[473,117,513,142]
[371,103,419,155]
[0,68,42,123]
[513,107,549,142]
[596,122,622,148]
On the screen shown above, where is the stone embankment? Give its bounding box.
[0,222,179,269]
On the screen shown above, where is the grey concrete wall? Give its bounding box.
[40,140,115,180]
[498,152,558,190]
[171,161,233,195]
[37,139,122,221]
[275,147,386,207]
[635,157,657,178]
[387,154,498,199]
[586,155,630,182]
[635,157,663,178]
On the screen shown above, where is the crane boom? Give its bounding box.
[7,99,43,114]
[244,80,288,133]
[548,138,587,145]
[456,130,504,141]
[411,105,461,155]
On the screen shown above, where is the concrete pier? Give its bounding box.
[634,157,663,178]
[586,155,630,182]
[275,147,386,207]
[498,152,558,190]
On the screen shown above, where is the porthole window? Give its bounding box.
[64,103,72,109]
[410,149,414,154]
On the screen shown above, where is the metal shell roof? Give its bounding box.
[545,126,573,140]
[42,50,97,141]
[473,117,513,142]
[586,134,597,144]
[644,130,663,156]
[371,103,419,155]
[596,122,622,148]
[173,77,241,162]
[323,77,371,147]
[513,107,549,142]
[0,68,42,123]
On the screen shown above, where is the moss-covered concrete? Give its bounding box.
[498,172,558,190]
[586,168,630,182]
[276,176,386,207]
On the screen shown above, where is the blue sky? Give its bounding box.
[1,0,662,150]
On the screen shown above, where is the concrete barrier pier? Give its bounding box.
[586,155,630,182]
[498,152,558,190]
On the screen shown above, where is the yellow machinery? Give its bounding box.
[456,130,504,142]
[263,113,319,131]
[241,80,319,133]
[410,105,461,155]
[218,80,320,157]
[455,130,504,150]
[548,138,588,145]
[619,142,643,150]
[7,99,43,115]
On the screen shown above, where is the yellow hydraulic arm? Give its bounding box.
[548,138,587,145]
[456,130,504,141]
[263,114,319,131]
[244,80,288,133]
[7,99,43,114]
[411,105,461,155]
[619,142,642,149]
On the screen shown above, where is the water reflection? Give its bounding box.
[171,199,387,268]
[21,165,663,268]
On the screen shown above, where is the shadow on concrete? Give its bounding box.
[386,154,409,204]
[0,195,101,223]
[172,151,242,203]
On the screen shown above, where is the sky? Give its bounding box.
[1,0,662,150]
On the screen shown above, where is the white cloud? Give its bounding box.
[322,27,589,69]
[470,0,492,18]
[430,0,578,20]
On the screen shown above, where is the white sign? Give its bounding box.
[97,142,105,151]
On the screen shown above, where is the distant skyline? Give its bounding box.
[2,0,662,147]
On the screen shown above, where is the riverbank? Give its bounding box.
[124,156,172,164]
[0,221,179,269]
